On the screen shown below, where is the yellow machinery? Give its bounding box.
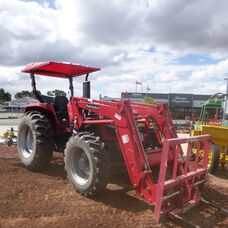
[192,125,228,173]
[191,91,228,173]
[0,128,17,146]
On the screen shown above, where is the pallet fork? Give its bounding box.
[154,136,210,220]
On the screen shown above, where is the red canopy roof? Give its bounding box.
[22,61,100,79]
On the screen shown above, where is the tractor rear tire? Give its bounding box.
[17,111,54,171]
[208,144,220,174]
[64,132,109,197]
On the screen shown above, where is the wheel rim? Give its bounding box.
[70,148,91,186]
[20,125,34,158]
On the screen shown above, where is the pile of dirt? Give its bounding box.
[0,145,227,228]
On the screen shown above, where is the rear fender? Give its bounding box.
[25,103,59,134]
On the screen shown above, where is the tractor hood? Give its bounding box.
[22,61,100,78]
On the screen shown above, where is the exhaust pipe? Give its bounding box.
[83,81,90,98]
[83,74,91,98]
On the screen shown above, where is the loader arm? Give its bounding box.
[68,98,211,220]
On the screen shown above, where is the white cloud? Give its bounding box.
[0,0,228,99]
[190,59,228,80]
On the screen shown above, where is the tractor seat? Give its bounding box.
[54,96,69,120]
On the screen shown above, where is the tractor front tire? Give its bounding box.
[208,144,220,174]
[64,132,109,197]
[17,112,54,171]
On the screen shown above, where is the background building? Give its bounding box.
[99,95,121,101]
[121,92,211,119]
[1,97,38,113]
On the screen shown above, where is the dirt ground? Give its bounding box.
[0,145,227,228]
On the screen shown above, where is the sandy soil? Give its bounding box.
[0,145,227,228]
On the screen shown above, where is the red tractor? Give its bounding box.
[17,61,211,221]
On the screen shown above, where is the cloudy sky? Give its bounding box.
[1,0,228,99]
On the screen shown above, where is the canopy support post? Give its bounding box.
[69,76,74,97]
[30,73,44,103]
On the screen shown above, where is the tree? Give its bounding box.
[0,88,11,102]
[15,90,41,99]
[47,91,54,96]
[47,89,66,97]
[15,91,32,99]
[4,92,11,101]
[144,96,157,105]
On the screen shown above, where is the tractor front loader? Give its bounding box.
[17,61,212,222]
